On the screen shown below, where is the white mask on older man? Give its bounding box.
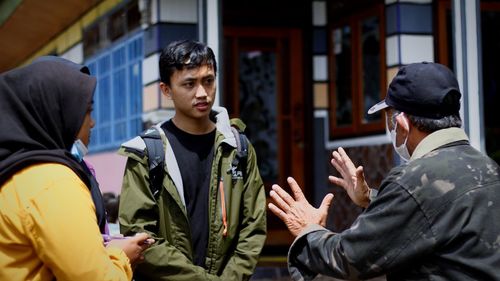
[386,113,411,162]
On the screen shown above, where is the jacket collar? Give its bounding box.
[410,127,469,161]
[212,106,237,148]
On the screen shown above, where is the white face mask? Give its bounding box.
[71,139,88,162]
[386,114,410,162]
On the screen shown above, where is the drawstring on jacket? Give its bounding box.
[219,177,228,237]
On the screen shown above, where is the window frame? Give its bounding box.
[328,4,386,138]
[86,32,144,152]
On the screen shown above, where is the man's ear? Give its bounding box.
[396,112,410,131]
[159,82,171,99]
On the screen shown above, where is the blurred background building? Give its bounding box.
[1,0,498,279]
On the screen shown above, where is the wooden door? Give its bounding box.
[223,27,305,247]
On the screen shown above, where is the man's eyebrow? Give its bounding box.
[180,77,196,83]
[180,73,215,82]
[201,74,215,80]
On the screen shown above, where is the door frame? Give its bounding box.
[222,27,305,247]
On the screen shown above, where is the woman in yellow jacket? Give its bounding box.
[0,57,152,281]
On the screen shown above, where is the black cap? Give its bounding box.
[368,62,461,119]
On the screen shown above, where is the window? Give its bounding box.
[329,5,386,138]
[87,33,143,152]
[83,1,141,58]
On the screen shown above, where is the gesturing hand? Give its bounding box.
[329,147,371,208]
[268,177,334,237]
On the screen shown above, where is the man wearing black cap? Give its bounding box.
[268,62,500,280]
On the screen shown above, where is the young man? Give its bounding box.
[118,40,267,280]
[269,62,500,280]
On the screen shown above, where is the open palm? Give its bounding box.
[268,177,334,236]
[329,147,371,208]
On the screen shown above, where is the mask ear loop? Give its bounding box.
[395,113,410,154]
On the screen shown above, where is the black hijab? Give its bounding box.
[0,56,96,187]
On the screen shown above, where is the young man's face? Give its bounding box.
[160,64,216,121]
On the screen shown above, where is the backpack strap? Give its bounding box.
[230,125,249,177]
[140,127,165,200]
[230,127,248,159]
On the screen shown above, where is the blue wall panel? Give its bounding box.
[386,3,432,36]
[144,23,198,57]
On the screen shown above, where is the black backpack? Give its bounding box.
[140,124,248,200]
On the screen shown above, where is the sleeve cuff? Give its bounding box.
[287,224,327,281]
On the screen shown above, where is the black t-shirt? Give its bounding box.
[162,120,215,268]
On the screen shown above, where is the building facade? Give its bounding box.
[1,0,498,278]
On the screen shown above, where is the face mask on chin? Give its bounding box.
[386,114,411,162]
[71,139,88,162]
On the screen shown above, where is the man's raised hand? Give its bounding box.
[268,177,334,237]
[329,147,371,208]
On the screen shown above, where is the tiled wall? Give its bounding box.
[312,1,329,109]
[385,0,434,83]
[141,0,199,124]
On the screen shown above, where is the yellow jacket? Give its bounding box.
[0,163,132,281]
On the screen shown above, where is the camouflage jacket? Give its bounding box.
[289,128,500,281]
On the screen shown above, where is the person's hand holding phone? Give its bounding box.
[106,233,154,267]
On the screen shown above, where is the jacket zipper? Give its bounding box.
[208,150,223,272]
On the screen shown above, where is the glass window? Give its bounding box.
[333,26,353,127]
[87,33,144,152]
[83,1,141,58]
[238,51,278,183]
[329,6,386,138]
[361,16,382,124]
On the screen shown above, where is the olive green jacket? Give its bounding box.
[118,107,267,281]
